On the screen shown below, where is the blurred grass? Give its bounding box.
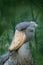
[0,1,43,65]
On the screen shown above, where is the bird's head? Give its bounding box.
[25,21,38,41]
[9,21,38,51]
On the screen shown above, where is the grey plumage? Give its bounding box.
[0,21,38,65]
[15,22,30,31]
[4,42,33,65]
[15,21,38,31]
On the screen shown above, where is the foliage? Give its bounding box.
[0,0,43,65]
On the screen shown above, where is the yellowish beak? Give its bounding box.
[9,30,26,51]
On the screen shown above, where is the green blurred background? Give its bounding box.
[0,0,43,65]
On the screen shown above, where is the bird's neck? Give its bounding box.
[18,42,31,59]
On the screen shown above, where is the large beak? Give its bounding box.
[9,30,26,51]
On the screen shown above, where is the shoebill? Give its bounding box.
[4,21,38,65]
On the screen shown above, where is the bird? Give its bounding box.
[9,21,38,51]
[0,21,38,65]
